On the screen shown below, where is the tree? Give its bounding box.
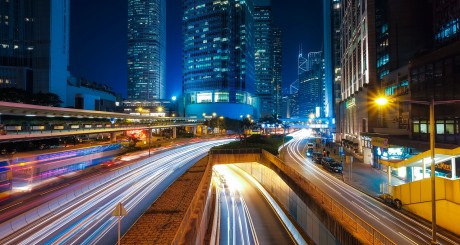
[0,88,62,106]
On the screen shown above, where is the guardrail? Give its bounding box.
[172,156,214,245]
[261,150,396,245]
[210,148,262,154]
[0,122,200,136]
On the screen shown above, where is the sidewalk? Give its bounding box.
[318,142,407,197]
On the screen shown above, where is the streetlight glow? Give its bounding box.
[375,97,389,106]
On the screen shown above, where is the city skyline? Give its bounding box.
[70,0,323,99]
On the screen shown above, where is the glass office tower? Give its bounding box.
[254,0,274,118]
[128,0,166,101]
[182,0,256,119]
[0,0,70,105]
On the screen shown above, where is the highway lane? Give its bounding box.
[0,139,232,245]
[283,130,460,245]
[213,164,301,245]
[0,138,204,223]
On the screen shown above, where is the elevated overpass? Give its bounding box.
[0,101,206,141]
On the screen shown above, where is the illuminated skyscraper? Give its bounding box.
[127,0,166,101]
[272,27,282,118]
[254,0,274,118]
[0,0,70,105]
[299,51,324,118]
[182,0,256,119]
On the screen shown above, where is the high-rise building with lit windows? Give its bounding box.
[182,0,256,119]
[299,51,324,118]
[338,0,378,151]
[0,0,70,105]
[323,0,341,125]
[254,0,274,118]
[272,27,282,118]
[127,0,166,101]
[337,0,432,154]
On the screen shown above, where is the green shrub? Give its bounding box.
[212,134,293,155]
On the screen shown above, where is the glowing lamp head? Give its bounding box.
[376,97,389,106]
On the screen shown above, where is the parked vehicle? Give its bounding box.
[306,147,314,157]
[321,157,335,168]
[312,152,323,164]
[327,162,343,173]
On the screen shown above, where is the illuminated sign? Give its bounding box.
[345,97,355,108]
[372,137,389,148]
[435,162,452,172]
[126,130,146,140]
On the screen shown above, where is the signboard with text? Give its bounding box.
[372,137,389,148]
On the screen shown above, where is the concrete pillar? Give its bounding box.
[193,126,197,135]
[422,158,426,179]
[202,125,207,135]
[172,127,177,139]
[387,165,392,194]
[110,132,116,143]
[452,158,456,180]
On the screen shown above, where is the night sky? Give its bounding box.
[70,0,323,99]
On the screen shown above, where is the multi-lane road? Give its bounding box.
[284,131,460,245]
[0,139,231,244]
[213,164,303,245]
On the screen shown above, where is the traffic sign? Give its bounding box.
[112,202,127,216]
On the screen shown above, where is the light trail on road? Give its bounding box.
[0,139,232,245]
[213,164,303,245]
[283,131,460,245]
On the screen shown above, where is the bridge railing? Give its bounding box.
[210,148,262,154]
[210,149,396,244]
[0,122,202,137]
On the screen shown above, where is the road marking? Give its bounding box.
[0,201,23,212]
[351,201,380,221]
[398,232,418,245]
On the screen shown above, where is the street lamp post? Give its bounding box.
[218,116,224,135]
[429,98,436,244]
[376,97,460,244]
[148,128,152,157]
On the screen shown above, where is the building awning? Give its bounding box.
[379,147,460,168]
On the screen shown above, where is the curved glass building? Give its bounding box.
[127,0,166,101]
[182,0,256,119]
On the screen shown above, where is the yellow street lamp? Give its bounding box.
[373,96,460,244]
[375,97,389,106]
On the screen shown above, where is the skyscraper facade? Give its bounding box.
[272,27,282,118]
[299,51,324,118]
[182,0,256,119]
[254,0,274,118]
[0,0,70,105]
[127,0,166,101]
[323,0,341,126]
[338,0,378,151]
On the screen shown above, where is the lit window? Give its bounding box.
[436,121,445,134]
[197,92,212,103]
[214,92,229,102]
